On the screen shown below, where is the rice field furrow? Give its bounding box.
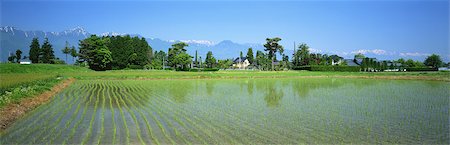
[116,84,161,145]
[80,83,102,145]
[113,84,146,145]
[2,78,448,145]
[62,82,99,145]
[48,84,87,144]
[18,87,78,144]
[152,90,281,144]
[150,91,244,144]
[5,83,84,140]
[138,89,221,144]
[123,85,193,145]
[38,86,83,144]
[105,81,117,145]
[110,84,131,145]
[95,82,107,145]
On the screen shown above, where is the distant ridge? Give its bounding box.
[0,26,266,63]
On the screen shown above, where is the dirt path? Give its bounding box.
[0,78,76,131]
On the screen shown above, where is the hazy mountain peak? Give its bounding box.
[0,26,17,35]
[101,32,127,36]
[62,26,89,36]
[180,40,215,46]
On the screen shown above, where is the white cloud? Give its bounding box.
[351,49,387,55]
[399,52,430,57]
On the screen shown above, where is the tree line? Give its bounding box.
[11,35,447,72]
[7,38,76,64]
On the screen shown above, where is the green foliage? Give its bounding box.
[51,58,66,64]
[92,46,113,71]
[264,37,284,70]
[78,35,113,71]
[256,50,271,70]
[29,38,41,63]
[424,54,443,68]
[295,66,361,72]
[105,35,152,69]
[189,68,219,72]
[246,47,254,65]
[173,53,192,70]
[145,59,163,70]
[7,53,16,63]
[205,51,216,68]
[297,43,310,66]
[15,49,22,63]
[354,53,365,59]
[41,38,55,64]
[70,46,77,63]
[168,42,191,70]
[406,67,438,71]
[62,41,72,63]
[217,59,233,69]
[0,77,61,108]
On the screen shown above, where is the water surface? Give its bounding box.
[1,78,448,144]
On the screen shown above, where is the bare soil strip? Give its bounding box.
[0,78,76,131]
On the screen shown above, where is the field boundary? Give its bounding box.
[0,78,76,132]
[82,75,449,82]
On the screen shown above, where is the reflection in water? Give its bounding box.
[261,81,284,108]
[206,81,215,96]
[247,79,254,96]
[2,78,448,144]
[167,81,192,103]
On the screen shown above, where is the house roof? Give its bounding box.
[233,57,247,63]
[344,59,359,66]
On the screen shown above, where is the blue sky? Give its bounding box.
[1,0,449,61]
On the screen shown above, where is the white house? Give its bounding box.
[19,58,31,65]
[232,57,250,69]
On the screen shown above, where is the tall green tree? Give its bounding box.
[217,59,233,69]
[173,53,192,70]
[8,53,16,63]
[62,41,71,63]
[70,46,77,63]
[15,49,22,63]
[354,53,365,59]
[298,43,310,66]
[263,37,284,70]
[41,38,55,63]
[29,38,40,63]
[246,47,254,65]
[205,51,216,68]
[78,35,113,71]
[168,42,189,69]
[256,50,270,70]
[195,50,198,66]
[424,54,443,68]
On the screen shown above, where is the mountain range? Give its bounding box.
[0,26,267,64]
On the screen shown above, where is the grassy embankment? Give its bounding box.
[0,64,90,108]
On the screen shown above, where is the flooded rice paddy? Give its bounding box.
[1,78,449,144]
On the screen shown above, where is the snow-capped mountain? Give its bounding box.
[1,26,265,63]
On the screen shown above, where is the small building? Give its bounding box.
[343,59,359,66]
[19,58,31,65]
[232,57,250,69]
[331,59,343,65]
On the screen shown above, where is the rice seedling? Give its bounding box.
[1,78,448,144]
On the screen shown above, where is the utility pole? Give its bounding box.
[162,56,165,70]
